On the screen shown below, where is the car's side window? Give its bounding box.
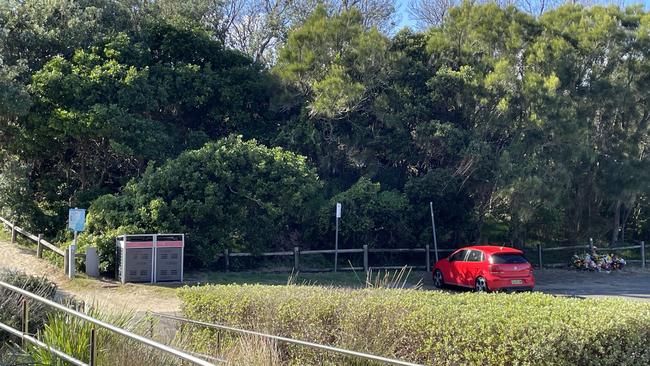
[450,250,468,262]
[466,250,483,262]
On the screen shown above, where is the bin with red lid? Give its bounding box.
[116,233,184,283]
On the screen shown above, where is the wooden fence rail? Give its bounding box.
[0,215,94,277]
[217,246,457,272]
[0,216,64,256]
[220,242,648,272]
[4,213,645,274]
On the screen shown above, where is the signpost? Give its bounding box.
[68,208,86,278]
[429,202,439,263]
[335,203,341,272]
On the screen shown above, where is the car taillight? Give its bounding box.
[489,265,503,274]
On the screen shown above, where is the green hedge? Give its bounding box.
[178,285,650,365]
[0,270,58,345]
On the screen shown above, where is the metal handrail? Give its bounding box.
[0,280,217,366]
[0,321,88,366]
[150,312,424,366]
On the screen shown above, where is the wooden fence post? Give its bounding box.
[11,223,16,244]
[425,244,431,272]
[363,245,368,272]
[37,234,43,258]
[641,241,646,269]
[294,246,300,271]
[224,249,230,272]
[537,244,543,270]
[63,249,69,276]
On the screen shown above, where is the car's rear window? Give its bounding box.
[491,253,528,264]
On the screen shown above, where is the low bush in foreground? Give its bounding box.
[26,309,186,366]
[0,270,57,345]
[178,285,650,365]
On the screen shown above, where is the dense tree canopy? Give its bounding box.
[1,0,649,268]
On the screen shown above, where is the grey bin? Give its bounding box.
[116,235,154,283]
[116,233,185,284]
[154,235,184,282]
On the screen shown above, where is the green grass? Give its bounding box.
[191,269,428,288]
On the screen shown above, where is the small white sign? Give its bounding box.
[336,203,342,218]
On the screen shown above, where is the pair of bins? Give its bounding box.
[115,234,184,283]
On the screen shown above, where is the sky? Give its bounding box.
[393,0,650,30]
[395,0,415,29]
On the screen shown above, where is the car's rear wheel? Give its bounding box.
[474,276,489,292]
[433,270,445,288]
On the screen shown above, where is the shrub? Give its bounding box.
[27,308,183,366]
[81,135,322,270]
[178,285,650,365]
[0,270,58,345]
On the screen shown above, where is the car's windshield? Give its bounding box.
[491,253,527,264]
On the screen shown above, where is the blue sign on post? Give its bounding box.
[68,208,86,232]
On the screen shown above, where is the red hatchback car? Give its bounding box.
[433,245,535,292]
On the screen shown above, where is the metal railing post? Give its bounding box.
[21,299,29,346]
[537,244,543,270]
[224,249,230,272]
[89,327,97,366]
[217,330,222,356]
[425,245,430,272]
[294,247,300,272]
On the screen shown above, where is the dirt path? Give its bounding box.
[0,239,180,313]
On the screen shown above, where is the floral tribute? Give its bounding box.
[572,250,626,271]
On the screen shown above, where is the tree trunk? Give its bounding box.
[611,199,621,246]
[620,200,634,243]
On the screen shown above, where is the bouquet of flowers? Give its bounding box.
[571,252,626,271]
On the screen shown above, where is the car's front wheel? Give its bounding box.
[474,276,489,292]
[433,270,445,288]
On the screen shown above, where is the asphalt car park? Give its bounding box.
[424,266,650,301]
